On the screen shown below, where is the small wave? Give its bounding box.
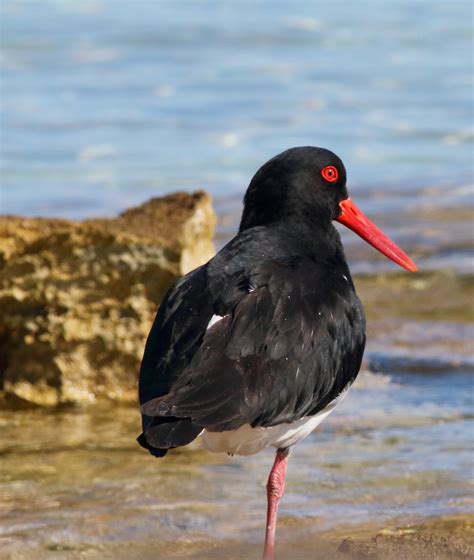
[78,144,118,163]
[442,127,474,146]
[367,352,474,375]
[286,17,322,32]
[351,369,395,390]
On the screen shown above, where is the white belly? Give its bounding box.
[201,388,348,456]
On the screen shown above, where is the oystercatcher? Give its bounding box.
[138,147,417,559]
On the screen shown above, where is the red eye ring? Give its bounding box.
[321,165,339,183]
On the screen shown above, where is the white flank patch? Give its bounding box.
[201,385,351,456]
[207,314,225,330]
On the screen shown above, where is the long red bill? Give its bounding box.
[336,198,418,272]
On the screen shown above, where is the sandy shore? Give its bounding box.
[3,514,472,560]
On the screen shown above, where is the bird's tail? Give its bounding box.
[137,417,202,458]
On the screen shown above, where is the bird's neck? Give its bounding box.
[273,219,350,273]
[291,223,347,266]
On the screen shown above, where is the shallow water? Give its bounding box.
[0,366,472,556]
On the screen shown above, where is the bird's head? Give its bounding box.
[240,146,417,272]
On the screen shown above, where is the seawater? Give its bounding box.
[1,0,472,221]
[0,367,472,554]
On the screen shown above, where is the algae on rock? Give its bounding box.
[0,191,216,407]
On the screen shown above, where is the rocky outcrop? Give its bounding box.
[0,191,216,407]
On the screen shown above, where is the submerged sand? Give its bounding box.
[2,515,472,559]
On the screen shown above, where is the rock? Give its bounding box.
[0,191,216,407]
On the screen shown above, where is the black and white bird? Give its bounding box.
[138,147,417,559]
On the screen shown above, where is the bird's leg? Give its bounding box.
[263,447,290,560]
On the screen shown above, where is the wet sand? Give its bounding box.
[181,515,474,560]
[2,515,472,559]
[127,515,474,560]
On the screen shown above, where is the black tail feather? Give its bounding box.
[137,418,202,458]
[137,432,168,458]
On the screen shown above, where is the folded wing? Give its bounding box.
[139,257,365,456]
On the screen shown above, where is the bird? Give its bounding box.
[137,146,417,560]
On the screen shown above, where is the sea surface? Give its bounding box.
[0,1,473,557]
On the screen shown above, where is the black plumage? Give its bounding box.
[138,147,366,457]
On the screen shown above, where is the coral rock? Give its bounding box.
[0,191,216,407]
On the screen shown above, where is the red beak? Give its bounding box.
[336,198,418,272]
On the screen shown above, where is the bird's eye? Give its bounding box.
[321,166,339,183]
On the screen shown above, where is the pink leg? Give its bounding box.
[263,448,290,560]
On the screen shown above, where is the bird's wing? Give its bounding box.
[141,257,365,435]
[139,264,215,406]
[138,264,216,455]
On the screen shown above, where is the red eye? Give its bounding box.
[321,165,339,183]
